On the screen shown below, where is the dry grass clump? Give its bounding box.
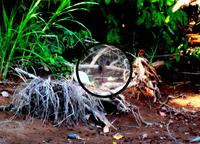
[12,77,109,126]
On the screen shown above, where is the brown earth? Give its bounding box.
[0,80,199,144]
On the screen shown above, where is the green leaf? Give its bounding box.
[114,0,124,4]
[159,0,165,9]
[170,47,175,53]
[50,57,56,65]
[163,31,172,45]
[166,0,174,6]
[144,12,152,28]
[137,10,148,25]
[165,16,170,23]
[152,11,165,27]
[165,60,172,69]
[150,0,159,2]
[167,25,175,35]
[175,52,180,62]
[107,28,121,43]
[137,0,144,10]
[175,10,188,25]
[105,0,111,5]
[61,67,67,72]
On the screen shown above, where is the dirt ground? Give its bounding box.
[0,79,199,144]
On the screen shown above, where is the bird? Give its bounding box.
[72,70,92,86]
[97,58,109,74]
[172,0,200,12]
[98,64,105,74]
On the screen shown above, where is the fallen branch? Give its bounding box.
[78,64,127,72]
[166,119,178,143]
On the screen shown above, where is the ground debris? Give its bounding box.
[190,136,200,143]
[1,91,9,97]
[125,57,161,102]
[113,133,124,140]
[10,77,113,128]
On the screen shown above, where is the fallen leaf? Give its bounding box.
[113,133,124,140]
[159,111,167,117]
[142,133,148,139]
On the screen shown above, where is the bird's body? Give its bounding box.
[98,64,105,74]
[72,70,91,85]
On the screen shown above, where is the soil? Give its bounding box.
[0,78,199,144]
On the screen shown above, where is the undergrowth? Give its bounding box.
[0,0,97,80]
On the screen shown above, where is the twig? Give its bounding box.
[79,64,127,72]
[90,47,109,65]
[15,68,39,79]
[178,72,200,75]
[151,60,165,69]
[151,53,179,58]
[166,119,179,144]
[84,39,100,44]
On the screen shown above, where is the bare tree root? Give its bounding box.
[9,67,146,128]
[10,77,116,128]
[127,57,161,102]
[1,49,164,130]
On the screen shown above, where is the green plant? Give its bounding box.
[85,0,125,44]
[136,0,188,62]
[187,47,200,59]
[0,0,97,80]
[106,14,121,44]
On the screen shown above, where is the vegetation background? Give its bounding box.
[0,0,199,80]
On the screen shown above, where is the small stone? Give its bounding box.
[1,91,9,97]
[142,133,148,139]
[159,124,163,128]
[67,133,82,140]
[103,125,110,133]
[160,136,165,140]
[184,132,190,135]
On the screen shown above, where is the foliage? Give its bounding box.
[106,14,121,44]
[187,47,200,59]
[136,0,188,59]
[0,0,96,80]
[98,0,187,57]
[84,0,125,44]
[85,0,190,63]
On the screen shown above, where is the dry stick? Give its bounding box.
[90,47,109,65]
[15,68,39,79]
[178,71,200,75]
[79,64,127,72]
[84,39,100,44]
[166,120,179,144]
[151,60,165,69]
[153,53,177,58]
[140,58,161,82]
